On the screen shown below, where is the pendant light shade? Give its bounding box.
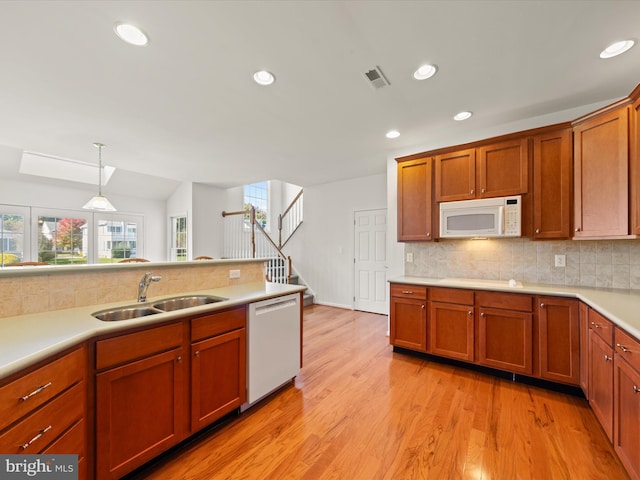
[83,142,116,211]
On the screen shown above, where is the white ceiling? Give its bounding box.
[1,0,640,197]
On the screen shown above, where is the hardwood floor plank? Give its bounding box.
[128,305,629,480]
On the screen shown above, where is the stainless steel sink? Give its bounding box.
[93,306,161,321]
[152,295,227,312]
[92,295,227,321]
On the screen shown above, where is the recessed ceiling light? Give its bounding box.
[253,70,275,86]
[453,111,473,121]
[386,130,400,139]
[600,40,635,58]
[114,23,149,46]
[413,64,438,80]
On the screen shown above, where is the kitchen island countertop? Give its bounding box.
[0,281,305,380]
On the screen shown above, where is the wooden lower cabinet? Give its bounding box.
[191,328,246,431]
[589,329,614,441]
[614,355,640,480]
[537,296,580,385]
[477,307,533,374]
[428,288,474,362]
[390,285,428,352]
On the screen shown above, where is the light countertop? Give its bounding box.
[391,276,640,340]
[0,281,305,380]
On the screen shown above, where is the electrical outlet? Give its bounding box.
[554,254,566,268]
[406,253,413,263]
[229,269,241,279]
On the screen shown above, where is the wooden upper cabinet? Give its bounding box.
[477,138,528,198]
[573,106,630,238]
[434,149,476,201]
[397,157,433,241]
[435,139,528,202]
[631,95,640,236]
[532,128,572,239]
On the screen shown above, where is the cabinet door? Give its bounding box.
[589,330,614,441]
[614,356,640,480]
[477,307,532,374]
[573,106,629,237]
[537,297,580,385]
[397,157,433,241]
[390,297,427,352]
[579,302,590,396]
[429,302,474,362]
[96,348,185,479]
[191,328,246,432]
[631,96,640,236]
[434,149,476,201]
[477,138,529,198]
[532,128,572,239]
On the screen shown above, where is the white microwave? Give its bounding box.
[439,195,522,238]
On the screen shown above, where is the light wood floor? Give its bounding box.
[130,305,629,480]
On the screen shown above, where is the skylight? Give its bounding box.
[20,151,115,185]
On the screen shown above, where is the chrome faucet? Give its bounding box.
[138,272,162,302]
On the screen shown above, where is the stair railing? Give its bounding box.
[222,207,291,284]
[278,189,303,248]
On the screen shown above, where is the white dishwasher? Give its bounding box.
[244,293,300,409]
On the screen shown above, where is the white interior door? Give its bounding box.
[354,209,387,314]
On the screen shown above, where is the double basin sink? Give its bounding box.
[92,295,228,321]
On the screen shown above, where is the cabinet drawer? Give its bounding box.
[589,309,614,347]
[191,306,246,342]
[476,291,532,312]
[430,287,473,305]
[615,329,640,372]
[96,322,183,370]
[0,346,85,432]
[41,418,85,456]
[390,284,427,300]
[0,381,84,454]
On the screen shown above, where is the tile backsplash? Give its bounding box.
[0,261,265,319]
[405,238,640,290]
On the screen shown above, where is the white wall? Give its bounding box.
[192,183,226,258]
[286,174,387,309]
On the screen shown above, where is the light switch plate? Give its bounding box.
[229,269,241,279]
[554,254,566,268]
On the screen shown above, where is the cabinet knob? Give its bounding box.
[617,343,630,353]
[480,312,486,317]
[591,321,601,329]
[535,228,540,234]
[194,351,200,357]
[604,355,612,361]
[468,310,473,316]
[575,228,581,232]
[426,232,430,237]
[177,356,183,362]
[421,304,425,309]
[470,189,475,195]
[540,303,545,308]
[634,386,640,394]
[481,188,485,193]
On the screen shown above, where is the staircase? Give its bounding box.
[222,189,314,306]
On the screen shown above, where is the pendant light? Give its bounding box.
[83,142,117,211]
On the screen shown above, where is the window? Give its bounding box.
[244,181,269,228]
[97,217,141,263]
[0,206,30,266]
[170,215,188,261]
[37,215,89,265]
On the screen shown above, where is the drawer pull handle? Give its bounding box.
[617,343,630,353]
[20,382,52,402]
[20,425,52,450]
[604,355,612,361]
[402,291,414,295]
[634,386,640,394]
[591,322,601,329]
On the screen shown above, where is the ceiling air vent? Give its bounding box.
[363,66,390,90]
